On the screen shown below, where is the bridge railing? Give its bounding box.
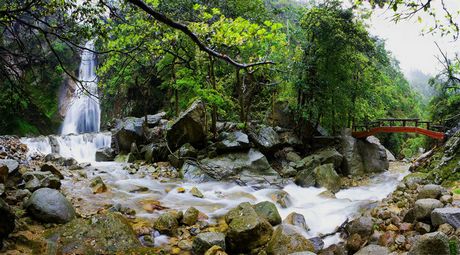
[352,118,446,132]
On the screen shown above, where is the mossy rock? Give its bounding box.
[45,212,141,255]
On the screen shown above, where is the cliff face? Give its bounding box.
[412,128,460,186]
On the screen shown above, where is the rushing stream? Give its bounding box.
[20,134,409,247]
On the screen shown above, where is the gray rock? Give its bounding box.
[308,237,324,253]
[431,207,460,228]
[414,198,443,220]
[182,207,199,226]
[25,188,75,223]
[265,224,315,255]
[145,112,166,127]
[192,232,226,255]
[0,198,15,245]
[408,232,450,255]
[313,164,341,193]
[279,131,303,148]
[225,202,273,253]
[41,163,64,179]
[154,212,179,235]
[295,168,316,188]
[313,148,343,169]
[354,244,390,255]
[95,148,115,162]
[346,216,374,238]
[417,184,443,199]
[23,171,61,191]
[283,212,309,231]
[288,252,316,255]
[340,129,365,175]
[253,201,282,226]
[216,131,250,152]
[249,126,282,153]
[358,136,389,173]
[270,190,292,208]
[415,222,431,234]
[112,117,144,153]
[286,151,302,162]
[166,100,207,151]
[0,159,19,173]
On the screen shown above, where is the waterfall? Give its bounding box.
[61,40,101,135]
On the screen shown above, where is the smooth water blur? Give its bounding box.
[61,40,100,135]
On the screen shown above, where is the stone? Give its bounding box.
[253,201,282,226]
[90,176,108,194]
[0,165,7,184]
[265,224,315,255]
[112,117,144,153]
[154,212,179,235]
[0,198,15,246]
[415,222,431,234]
[225,202,273,253]
[145,112,166,127]
[346,217,373,238]
[313,148,343,169]
[431,207,460,228]
[417,184,443,199]
[0,159,19,173]
[192,232,226,255]
[216,131,250,152]
[249,126,282,153]
[270,190,292,208]
[408,232,450,255]
[139,234,155,247]
[414,198,443,220]
[23,171,61,191]
[437,223,454,235]
[403,208,416,223]
[190,187,204,198]
[166,100,207,151]
[41,163,64,179]
[295,167,316,188]
[283,212,309,231]
[267,101,295,129]
[354,244,390,255]
[286,151,302,162]
[24,188,75,223]
[313,163,341,193]
[340,129,365,175]
[357,136,389,173]
[440,195,453,204]
[204,245,228,255]
[308,236,324,253]
[346,233,364,253]
[183,207,199,226]
[95,148,115,161]
[48,212,141,254]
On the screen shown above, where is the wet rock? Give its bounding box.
[340,129,365,175]
[225,202,273,253]
[414,198,443,220]
[249,126,282,153]
[408,232,450,255]
[166,100,207,151]
[96,147,115,161]
[0,159,19,173]
[145,112,166,127]
[183,207,200,226]
[346,233,364,253]
[113,117,144,153]
[354,244,390,255]
[415,222,431,234]
[313,163,341,193]
[313,147,343,169]
[308,236,324,253]
[41,163,64,179]
[253,201,282,226]
[90,176,108,194]
[295,167,316,188]
[346,216,374,238]
[280,165,297,177]
[216,131,250,152]
[23,171,61,191]
[283,212,309,231]
[204,245,227,255]
[63,157,78,167]
[192,232,226,255]
[45,153,62,162]
[24,188,75,223]
[270,190,292,208]
[431,207,460,228]
[417,184,443,199]
[403,208,416,223]
[358,136,389,173]
[190,187,204,198]
[139,234,155,247]
[169,143,198,168]
[154,212,179,235]
[265,224,315,255]
[49,212,141,254]
[0,198,15,247]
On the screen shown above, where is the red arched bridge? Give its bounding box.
[352,118,446,140]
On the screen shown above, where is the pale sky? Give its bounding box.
[365,1,460,76]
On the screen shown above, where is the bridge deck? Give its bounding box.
[352,126,445,140]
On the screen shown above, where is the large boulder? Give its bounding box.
[358,136,389,173]
[253,201,282,226]
[154,212,179,235]
[23,171,61,191]
[340,129,365,175]
[216,131,250,153]
[408,232,450,255]
[294,158,320,188]
[0,198,15,247]
[249,126,282,153]
[414,198,443,220]
[47,212,141,254]
[112,117,144,153]
[417,184,443,199]
[0,159,19,173]
[192,232,226,255]
[431,207,460,228]
[346,216,374,238]
[267,101,295,129]
[313,164,341,193]
[24,188,75,223]
[354,244,390,255]
[310,148,343,169]
[265,224,315,255]
[225,202,273,253]
[166,100,207,151]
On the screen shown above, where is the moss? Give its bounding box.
[15,119,40,136]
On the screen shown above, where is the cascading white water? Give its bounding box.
[61,40,101,135]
